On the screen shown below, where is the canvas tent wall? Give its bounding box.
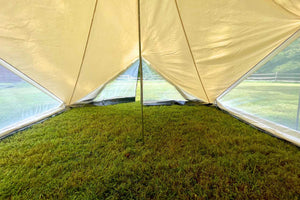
[0,0,299,145]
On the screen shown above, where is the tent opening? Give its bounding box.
[89,59,193,106]
[93,60,139,106]
[0,61,64,137]
[138,60,187,105]
[217,36,300,145]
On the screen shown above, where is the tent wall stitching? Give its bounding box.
[174,0,210,103]
[69,0,99,105]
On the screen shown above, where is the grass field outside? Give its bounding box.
[0,102,299,199]
[136,80,185,102]
[94,80,137,102]
[0,82,61,132]
[93,79,185,103]
[220,81,300,130]
[2,79,300,134]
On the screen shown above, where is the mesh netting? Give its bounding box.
[94,60,139,102]
[219,37,300,131]
[0,65,61,132]
[142,61,186,103]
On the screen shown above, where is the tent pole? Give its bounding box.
[138,0,144,144]
[296,88,300,130]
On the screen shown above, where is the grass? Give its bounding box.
[0,102,299,199]
[0,78,185,132]
[141,80,185,101]
[94,79,185,102]
[220,81,300,130]
[94,80,137,102]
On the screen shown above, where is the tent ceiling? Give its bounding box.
[0,0,299,104]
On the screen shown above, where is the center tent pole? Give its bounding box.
[296,88,300,130]
[138,0,144,144]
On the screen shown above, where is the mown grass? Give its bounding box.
[0,82,60,130]
[220,81,300,130]
[0,102,299,199]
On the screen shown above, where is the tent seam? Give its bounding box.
[174,0,210,103]
[272,0,300,18]
[69,0,99,105]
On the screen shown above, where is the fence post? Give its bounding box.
[275,72,278,82]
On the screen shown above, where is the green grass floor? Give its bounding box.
[0,103,299,199]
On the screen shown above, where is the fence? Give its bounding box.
[118,74,162,81]
[247,73,300,82]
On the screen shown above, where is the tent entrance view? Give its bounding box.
[91,59,189,106]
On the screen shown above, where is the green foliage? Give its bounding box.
[255,37,300,73]
[0,103,299,199]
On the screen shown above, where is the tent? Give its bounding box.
[0,0,299,146]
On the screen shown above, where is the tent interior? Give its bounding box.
[0,0,300,147]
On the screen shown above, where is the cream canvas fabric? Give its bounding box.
[0,0,299,104]
[0,0,96,103]
[274,0,300,16]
